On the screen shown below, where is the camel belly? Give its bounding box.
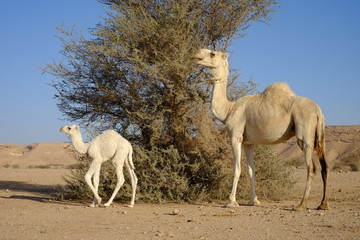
[242,123,295,145]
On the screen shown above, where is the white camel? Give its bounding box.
[194,49,329,210]
[60,125,138,208]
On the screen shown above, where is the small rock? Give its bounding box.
[172,209,180,215]
[317,212,325,216]
[155,231,165,237]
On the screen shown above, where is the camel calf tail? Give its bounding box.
[127,145,135,170]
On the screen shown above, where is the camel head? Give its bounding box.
[59,125,80,136]
[194,49,229,69]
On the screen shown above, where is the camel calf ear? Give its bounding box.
[222,52,229,59]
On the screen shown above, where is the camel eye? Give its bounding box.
[210,52,216,58]
[68,127,71,130]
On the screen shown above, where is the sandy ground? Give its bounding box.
[0,168,359,240]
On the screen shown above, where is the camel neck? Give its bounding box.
[70,133,89,154]
[211,66,233,122]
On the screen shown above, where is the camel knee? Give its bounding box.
[306,165,316,179]
[132,175,138,186]
[116,176,125,187]
[120,178,125,186]
[84,172,93,184]
[297,139,304,150]
[248,164,256,176]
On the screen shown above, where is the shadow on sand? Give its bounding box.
[0,180,59,203]
[0,180,89,206]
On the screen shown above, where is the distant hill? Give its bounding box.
[275,125,360,170]
[0,125,359,170]
[0,143,76,168]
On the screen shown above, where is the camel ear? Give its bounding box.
[222,52,229,59]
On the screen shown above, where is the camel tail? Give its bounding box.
[127,145,135,170]
[314,111,327,173]
[314,109,330,210]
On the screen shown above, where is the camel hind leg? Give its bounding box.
[126,147,137,207]
[294,139,315,211]
[317,156,330,210]
[104,159,125,207]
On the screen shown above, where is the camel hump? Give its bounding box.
[260,82,296,111]
[262,82,296,97]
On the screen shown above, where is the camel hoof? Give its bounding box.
[293,204,307,211]
[248,199,261,206]
[89,203,97,208]
[127,204,134,208]
[225,201,239,208]
[317,203,330,210]
[104,203,111,207]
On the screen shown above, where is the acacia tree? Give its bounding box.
[46,0,281,202]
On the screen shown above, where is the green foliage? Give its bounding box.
[133,144,229,202]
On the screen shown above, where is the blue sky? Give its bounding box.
[1,1,359,145]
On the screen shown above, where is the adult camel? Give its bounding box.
[194,49,329,210]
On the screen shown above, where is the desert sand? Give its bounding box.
[0,125,359,240]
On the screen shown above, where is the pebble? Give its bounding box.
[172,209,180,215]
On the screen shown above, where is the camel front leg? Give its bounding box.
[244,145,260,206]
[85,161,102,207]
[226,136,242,208]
